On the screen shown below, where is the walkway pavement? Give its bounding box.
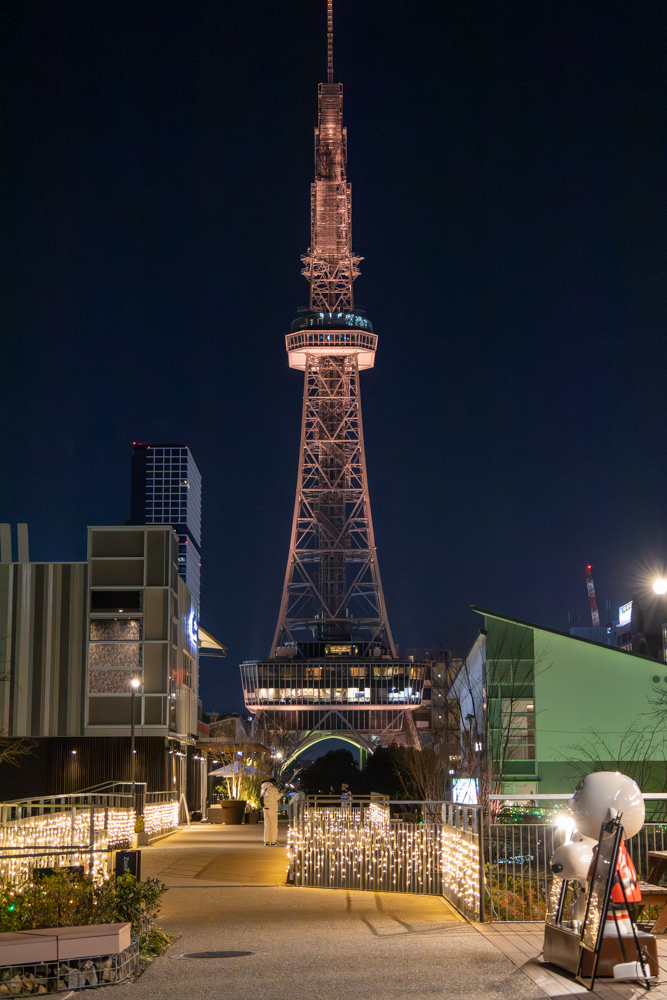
[478,921,667,1000]
[140,821,288,887]
[111,822,547,1000]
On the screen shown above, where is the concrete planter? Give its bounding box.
[220,800,246,825]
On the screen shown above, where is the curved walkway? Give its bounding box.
[111,822,548,1000]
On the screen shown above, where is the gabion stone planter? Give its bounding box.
[0,938,139,996]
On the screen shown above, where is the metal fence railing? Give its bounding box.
[486,815,667,921]
[0,783,179,884]
[486,822,564,921]
[287,796,483,922]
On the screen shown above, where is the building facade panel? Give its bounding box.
[0,562,88,737]
[85,525,199,741]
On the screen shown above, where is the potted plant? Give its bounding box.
[207,722,272,825]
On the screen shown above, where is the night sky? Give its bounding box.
[3,1,667,716]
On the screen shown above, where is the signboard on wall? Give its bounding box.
[618,601,633,628]
[452,778,478,804]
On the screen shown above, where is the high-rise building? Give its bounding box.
[240,3,426,752]
[130,443,202,606]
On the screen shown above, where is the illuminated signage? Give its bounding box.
[188,610,198,647]
[325,644,358,656]
[452,779,478,805]
[618,602,633,628]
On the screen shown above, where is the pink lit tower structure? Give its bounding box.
[240,3,426,756]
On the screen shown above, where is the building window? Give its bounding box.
[91,590,143,612]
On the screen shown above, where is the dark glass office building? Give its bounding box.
[130,443,202,606]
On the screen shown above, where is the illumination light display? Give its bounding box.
[287,803,480,920]
[143,801,179,837]
[0,802,178,886]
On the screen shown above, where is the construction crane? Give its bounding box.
[585,564,600,627]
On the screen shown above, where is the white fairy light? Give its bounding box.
[0,798,178,886]
[286,801,480,917]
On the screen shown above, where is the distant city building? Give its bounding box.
[614,597,667,659]
[569,625,615,646]
[130,443,202,606]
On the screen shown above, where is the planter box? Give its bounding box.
[23,923,131,960]
[0,933,57,965]
[208,805,223,824]
[543,922,658,977]
[221,801,246,825]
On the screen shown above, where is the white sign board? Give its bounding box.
[452,778,478,805]
[618,602,633,628]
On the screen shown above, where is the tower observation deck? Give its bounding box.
[240,2,427,754]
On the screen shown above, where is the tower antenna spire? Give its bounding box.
[327,0,333,83]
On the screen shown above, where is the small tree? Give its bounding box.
[208,716,271,799]
[253,711,306,784]
[0,664,35,768]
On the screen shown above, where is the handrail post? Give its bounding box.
[477,805,485,923]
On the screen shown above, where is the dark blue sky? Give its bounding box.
[3,1,667,715]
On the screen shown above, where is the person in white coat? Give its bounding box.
[261,778,283,846]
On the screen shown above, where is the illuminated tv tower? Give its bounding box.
[271,0,396,659]
[241,3,425,752]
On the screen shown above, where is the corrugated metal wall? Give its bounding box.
[0,563,87,737]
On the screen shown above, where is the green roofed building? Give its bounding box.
[455,606,667,795]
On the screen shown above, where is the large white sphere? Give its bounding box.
[550,839,596,881]
[568,771,645,839]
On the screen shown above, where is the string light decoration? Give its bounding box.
[286,802,481,921]
[0,808,134,885]
[0,798,178,886]
[143,802,179,837]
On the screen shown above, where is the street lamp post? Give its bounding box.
[130,677,141,795]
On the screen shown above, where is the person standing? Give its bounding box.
[261,777,283,846]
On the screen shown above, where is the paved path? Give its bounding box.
[141,822,287,887]
[479,921,666,1000]
[110,823,548,1000]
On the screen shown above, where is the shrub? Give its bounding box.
[0,870,167,948]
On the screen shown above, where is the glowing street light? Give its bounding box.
[654,579,667,595]
[130,677,142,795]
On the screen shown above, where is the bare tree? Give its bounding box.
[0,737,35,768]
[253,711,306,783]
[0,663,36,769]
[554,724,667,803]
[207,715,271,799]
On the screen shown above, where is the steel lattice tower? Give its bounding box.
[241,3,426,754]
[271,0,396,660]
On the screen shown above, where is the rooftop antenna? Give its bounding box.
[327,0,334,83]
